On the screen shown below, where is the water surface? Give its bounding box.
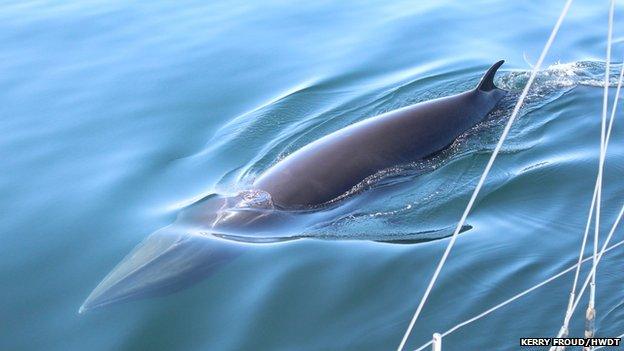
[2,1,624,350]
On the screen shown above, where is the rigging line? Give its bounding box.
[591,0,616,311]
[395,1,574,350]
[411,235,624,351]
[558,203,624,337]
[562,50,624,329]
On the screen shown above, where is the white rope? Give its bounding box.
[395,1,574,349]
[567,57,624,313]
[556,203,624,339]
[559,61,623,337]
[558,1,617,338]
[411,235,624,351]
[590,0,615,313]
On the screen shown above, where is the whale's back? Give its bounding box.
[254,62,506,208]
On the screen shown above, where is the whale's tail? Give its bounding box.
[476,60,505,92]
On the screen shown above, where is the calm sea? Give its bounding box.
[1,1,623,350]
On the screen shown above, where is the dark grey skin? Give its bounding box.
[255,60,506,208]
[80,61,507,312]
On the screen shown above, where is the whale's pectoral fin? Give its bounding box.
[476,60,505,92]
[373,224,473,244]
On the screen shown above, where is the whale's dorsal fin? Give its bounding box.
[476,60,505,92]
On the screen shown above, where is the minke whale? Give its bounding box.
[80,60,507,313]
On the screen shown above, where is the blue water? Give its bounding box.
[2,1,624,350]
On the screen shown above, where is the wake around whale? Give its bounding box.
[79,61,507,313]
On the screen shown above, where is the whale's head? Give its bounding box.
[79,190,299,313]
[79,225,242,313]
